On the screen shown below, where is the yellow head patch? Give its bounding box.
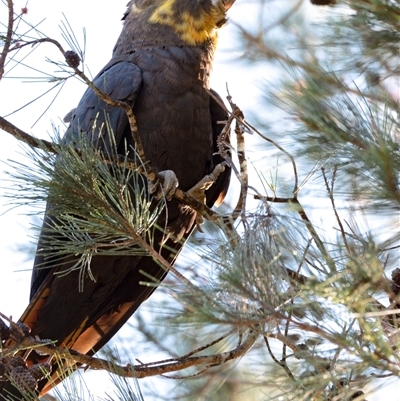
[148,0,224,45]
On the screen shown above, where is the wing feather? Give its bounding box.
[64,62,142,152]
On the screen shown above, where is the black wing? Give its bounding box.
[64,61,142,150]
[30,61,142,299]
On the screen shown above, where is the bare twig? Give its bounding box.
[256,189,335,272]
[322,166,350,252]
[126,224,195,289]
[293,198,336,271]
[0,0,14,80]
[263,336,296,381]
[161,365,212,379]
[262,0,303,34]
[246,121,299,196]
[226,94,248,225]
[8,37,66,55]
[0,116,56,151]
[254,194,293,203]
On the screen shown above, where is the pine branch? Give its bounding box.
[0,313,261,380]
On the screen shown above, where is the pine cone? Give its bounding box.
[9,356,27,369]
[28,363,52,381]
[0,362,6,379]
[391,268,400,294]
[65,50,81,68]
[0,318,10,341]
[10,366,37,392]
[9,322,31,340]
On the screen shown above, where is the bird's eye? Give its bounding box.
[216,17,227,28]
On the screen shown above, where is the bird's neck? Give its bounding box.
[112,23,216,89]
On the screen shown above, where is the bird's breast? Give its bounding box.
[124,46,215,191]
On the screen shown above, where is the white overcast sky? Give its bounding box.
[0,1,398,399]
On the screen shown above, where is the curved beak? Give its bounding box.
[223,0,236,11]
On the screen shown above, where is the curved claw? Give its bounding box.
[186,163,226,227]
[149,170,179,201]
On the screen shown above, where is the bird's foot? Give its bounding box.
[149,170,179,201]
[187,162,226,229]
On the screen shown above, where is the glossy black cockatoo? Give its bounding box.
[0,0,233,398]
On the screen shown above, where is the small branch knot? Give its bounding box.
[64,50,81,68]
[391,268,400,294]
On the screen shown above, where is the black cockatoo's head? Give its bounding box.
[122,0,235,46]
